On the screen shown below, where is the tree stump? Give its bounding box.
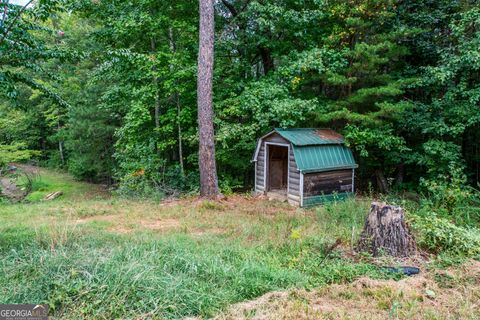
[356,202,416,257]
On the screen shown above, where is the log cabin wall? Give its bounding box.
[303,169,353,197]
[287,147,300,206]
[255,142,266,192]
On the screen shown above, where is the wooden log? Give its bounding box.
[43,191,63,201]
[289,177,300,185]
[289,170,300,178]
[289,183,300,191]
[289,188,300,196]
[356,202,416,257]
[287,194,300,201]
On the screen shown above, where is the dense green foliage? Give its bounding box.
[413,214,480,257]
[1,0,479,203]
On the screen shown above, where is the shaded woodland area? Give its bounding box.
[1,0,480,201]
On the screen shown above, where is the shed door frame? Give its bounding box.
[264,142,290,194]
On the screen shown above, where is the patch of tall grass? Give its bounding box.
[0,223,383,319]
[314,198,370,242]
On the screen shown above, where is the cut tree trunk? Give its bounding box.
[197,0,220,197]
[356,202,416,257]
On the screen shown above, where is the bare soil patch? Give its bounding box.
[75,214,182,234]
[75,214,121,225]
[139,218,181,231]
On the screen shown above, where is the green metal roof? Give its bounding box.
[275,128,344,146]
[274,128,357,172]
[253,128,358,172]
[292,144,358,173]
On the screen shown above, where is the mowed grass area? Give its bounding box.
[0,168,478,319]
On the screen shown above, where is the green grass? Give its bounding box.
[23,168,104,202]
[0,226,385,319]
[0,168,422,319]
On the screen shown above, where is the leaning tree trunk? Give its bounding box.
[197,0,220,197]
[356,202,416,257]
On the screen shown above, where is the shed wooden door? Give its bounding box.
[268,145,288,190]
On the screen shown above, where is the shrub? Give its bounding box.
[412,214,480,257]
[115,165,199,200]
[419,165,480,227]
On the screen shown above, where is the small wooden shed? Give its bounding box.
[252,128,358,207]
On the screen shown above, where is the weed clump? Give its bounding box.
[412,214,480,257]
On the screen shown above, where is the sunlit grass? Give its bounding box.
[1,168,476,319]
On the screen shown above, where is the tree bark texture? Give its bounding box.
[356,202,417,257]
[395,164,405,186]
[375,169,389,193]
[259,47,274,74]
[197,0,220,197]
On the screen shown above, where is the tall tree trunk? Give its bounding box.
[176,93,184,177]
[1,0,10,28]
[395,164,404,186]
[197,0,220,197]
[375,169,389,194]
[57,122,64,166]
[52,17,65,167]
[151,38,160,131]
[259,47,274,74]
[169,27,185,177]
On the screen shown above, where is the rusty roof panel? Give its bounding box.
[275,128,344,146]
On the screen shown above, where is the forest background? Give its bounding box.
[1,0,480,206]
